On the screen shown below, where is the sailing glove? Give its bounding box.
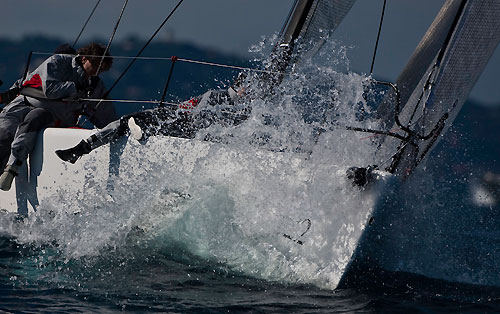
[76,76,99,95]
[0,86,21,104]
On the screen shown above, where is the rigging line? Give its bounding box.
[176,58,277,74]
[22,51,33,81]
[358,127,400,140]
[73,0,102,47]
[90,0,129,114]
[380,140,409,169]
[386,140,415,174]
[344,125,406,141]
[31,52,278,74]
[82,98,250,117]
[104,0,186,99]
[84,98,179,105]
[407,67,436,125]
[97,0,129,75]
[370,0,387,74]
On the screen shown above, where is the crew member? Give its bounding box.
[0,42,117,191]
[55,85,249,164]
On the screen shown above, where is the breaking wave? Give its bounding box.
[1,38,387,290]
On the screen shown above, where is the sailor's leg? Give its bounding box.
[56,108,177,164]
[55,117,128,164]
[9,108,54,163]
[121,108,167,143]
[127,106,197,142]
[129,109,165,139]
[0,107,54,191]
[0,101,32,171]
[141,107,197,139]
[87,117,129,149]
[54,139,92,164]
[0,117,17,172]
[161,112,197,139]
[90,109,162,144]
[55,110,159,163]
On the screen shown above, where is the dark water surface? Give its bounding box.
[2,235,500,313]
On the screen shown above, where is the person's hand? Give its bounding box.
[76,76,99,95]
[87,76,99,93]
[0,87,21,104]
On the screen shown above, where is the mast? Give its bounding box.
[267,0,357,86]
[280,0,316,51]
[269,0,315,83]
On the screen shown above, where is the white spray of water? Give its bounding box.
[3,39,388,289]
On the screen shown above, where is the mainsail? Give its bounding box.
[377,0,500,176]
[274,0,357,73]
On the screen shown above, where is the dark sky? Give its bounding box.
[1,0,498,104]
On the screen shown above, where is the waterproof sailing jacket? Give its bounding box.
[15,54,116,128]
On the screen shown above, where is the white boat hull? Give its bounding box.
[3,128,498,289]
[0,127,393,289]
[0,128,111,215]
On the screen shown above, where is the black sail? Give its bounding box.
[378,0,500,176]
[275,0,357,73]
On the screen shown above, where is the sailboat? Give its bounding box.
[0,0,499,289]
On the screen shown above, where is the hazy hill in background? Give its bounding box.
[0,35,498,175]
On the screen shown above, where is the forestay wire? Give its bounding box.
[370,0,387,74]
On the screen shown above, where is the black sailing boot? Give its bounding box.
[55,140,92,164]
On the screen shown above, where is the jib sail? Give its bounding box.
[378,0,500,176]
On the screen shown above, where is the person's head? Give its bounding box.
[77,42,113,77]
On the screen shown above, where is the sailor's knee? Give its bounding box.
[20,108,54,132]
[0,128,15,143]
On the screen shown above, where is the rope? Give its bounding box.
[84,98,178,106]
[104,0,186,99]
[177,58,277,74]
[73,0,102,47]
[31,52,277,74]
[88,0,129,115]
[358,127,400,140]
[97,0,129,75]
[370,0,387,74]
[22,51,33,81]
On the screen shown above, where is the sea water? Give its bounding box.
[1,39,500,313]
